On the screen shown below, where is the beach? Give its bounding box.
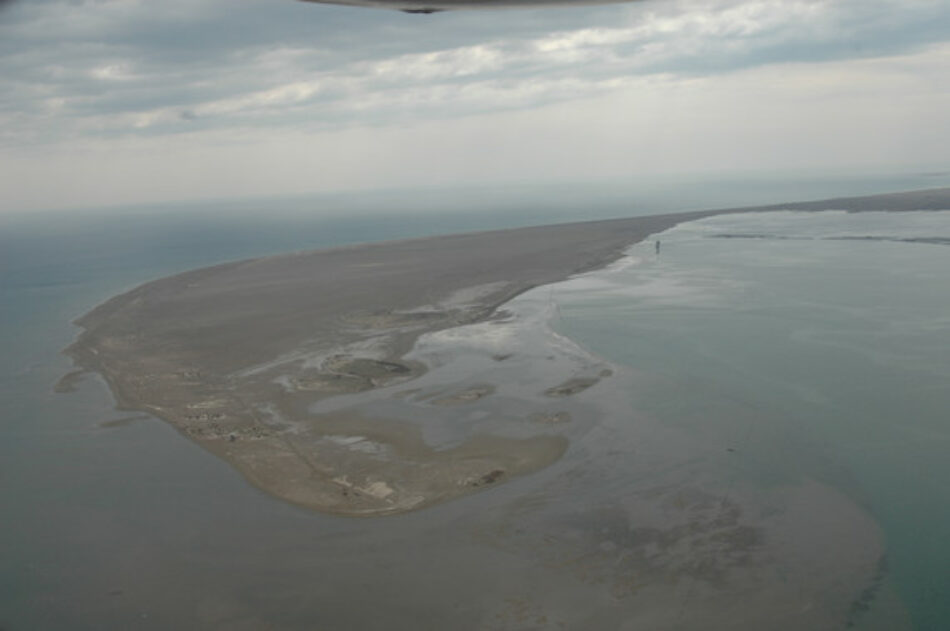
[64,210,703,516]
[63,188,950,517]
[51,188,950,628]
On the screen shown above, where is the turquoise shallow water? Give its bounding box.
[549,211,950,629]
[2,179,950,629]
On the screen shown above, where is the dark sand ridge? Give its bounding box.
[63,188,950,517]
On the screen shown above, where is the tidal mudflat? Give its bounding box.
[58,188,950,627]
[64,213,702,516]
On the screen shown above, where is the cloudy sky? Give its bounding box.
[1,0,949,212]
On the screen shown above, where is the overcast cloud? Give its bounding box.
[1,0,949,211]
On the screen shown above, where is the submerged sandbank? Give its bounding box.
[62,187,950,519]
[53,189,950,627]
[63,211,698,515]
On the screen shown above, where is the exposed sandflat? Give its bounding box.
[64,187,950,517]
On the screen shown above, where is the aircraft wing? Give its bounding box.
[298,0,637,12]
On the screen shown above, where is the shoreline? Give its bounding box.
[62,187,950,517]
[63,210,700,516]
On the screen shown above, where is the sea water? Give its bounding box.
[547,210,950,628]
[2,176,949,629]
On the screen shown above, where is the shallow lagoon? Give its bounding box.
[551,211,950,628]
[2,195,950,628]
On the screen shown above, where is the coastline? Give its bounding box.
[62,187,950,518]
[63,210,701,516]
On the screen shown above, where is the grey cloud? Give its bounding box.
[1,0,949,144]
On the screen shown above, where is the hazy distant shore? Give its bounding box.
[62,187,950,517]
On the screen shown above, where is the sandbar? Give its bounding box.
[62,187,950,517]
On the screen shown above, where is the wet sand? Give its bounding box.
[54,188,950,628]
[62,187,950,519]
[63,211,701,516]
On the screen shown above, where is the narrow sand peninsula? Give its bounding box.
[64,188,950,517]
